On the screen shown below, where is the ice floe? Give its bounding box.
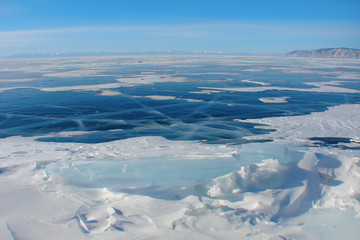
[259,97,289,103]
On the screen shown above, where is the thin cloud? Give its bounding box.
[0,21,359,55]
[0,26,97,36]
[1,21,358,38]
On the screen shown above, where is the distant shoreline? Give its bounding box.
[283,48,360,59]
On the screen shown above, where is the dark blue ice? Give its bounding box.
[0,58,359,144]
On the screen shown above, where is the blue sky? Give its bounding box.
[0,0,359,56]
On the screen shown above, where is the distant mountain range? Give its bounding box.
[283,48,360,59]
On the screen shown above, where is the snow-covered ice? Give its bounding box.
[259,97,289,103]
[1,130,359,239]
[0,55,360,239]
[240,104,360,147]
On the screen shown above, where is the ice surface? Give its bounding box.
[1,55,359,145]
[0,56,360,239]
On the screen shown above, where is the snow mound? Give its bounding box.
[206,159,288,198]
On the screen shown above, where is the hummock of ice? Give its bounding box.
[206,159,289,198]
[42,142,299,199]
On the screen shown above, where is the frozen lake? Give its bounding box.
[0,55,360,239]
[1,56,359,144]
